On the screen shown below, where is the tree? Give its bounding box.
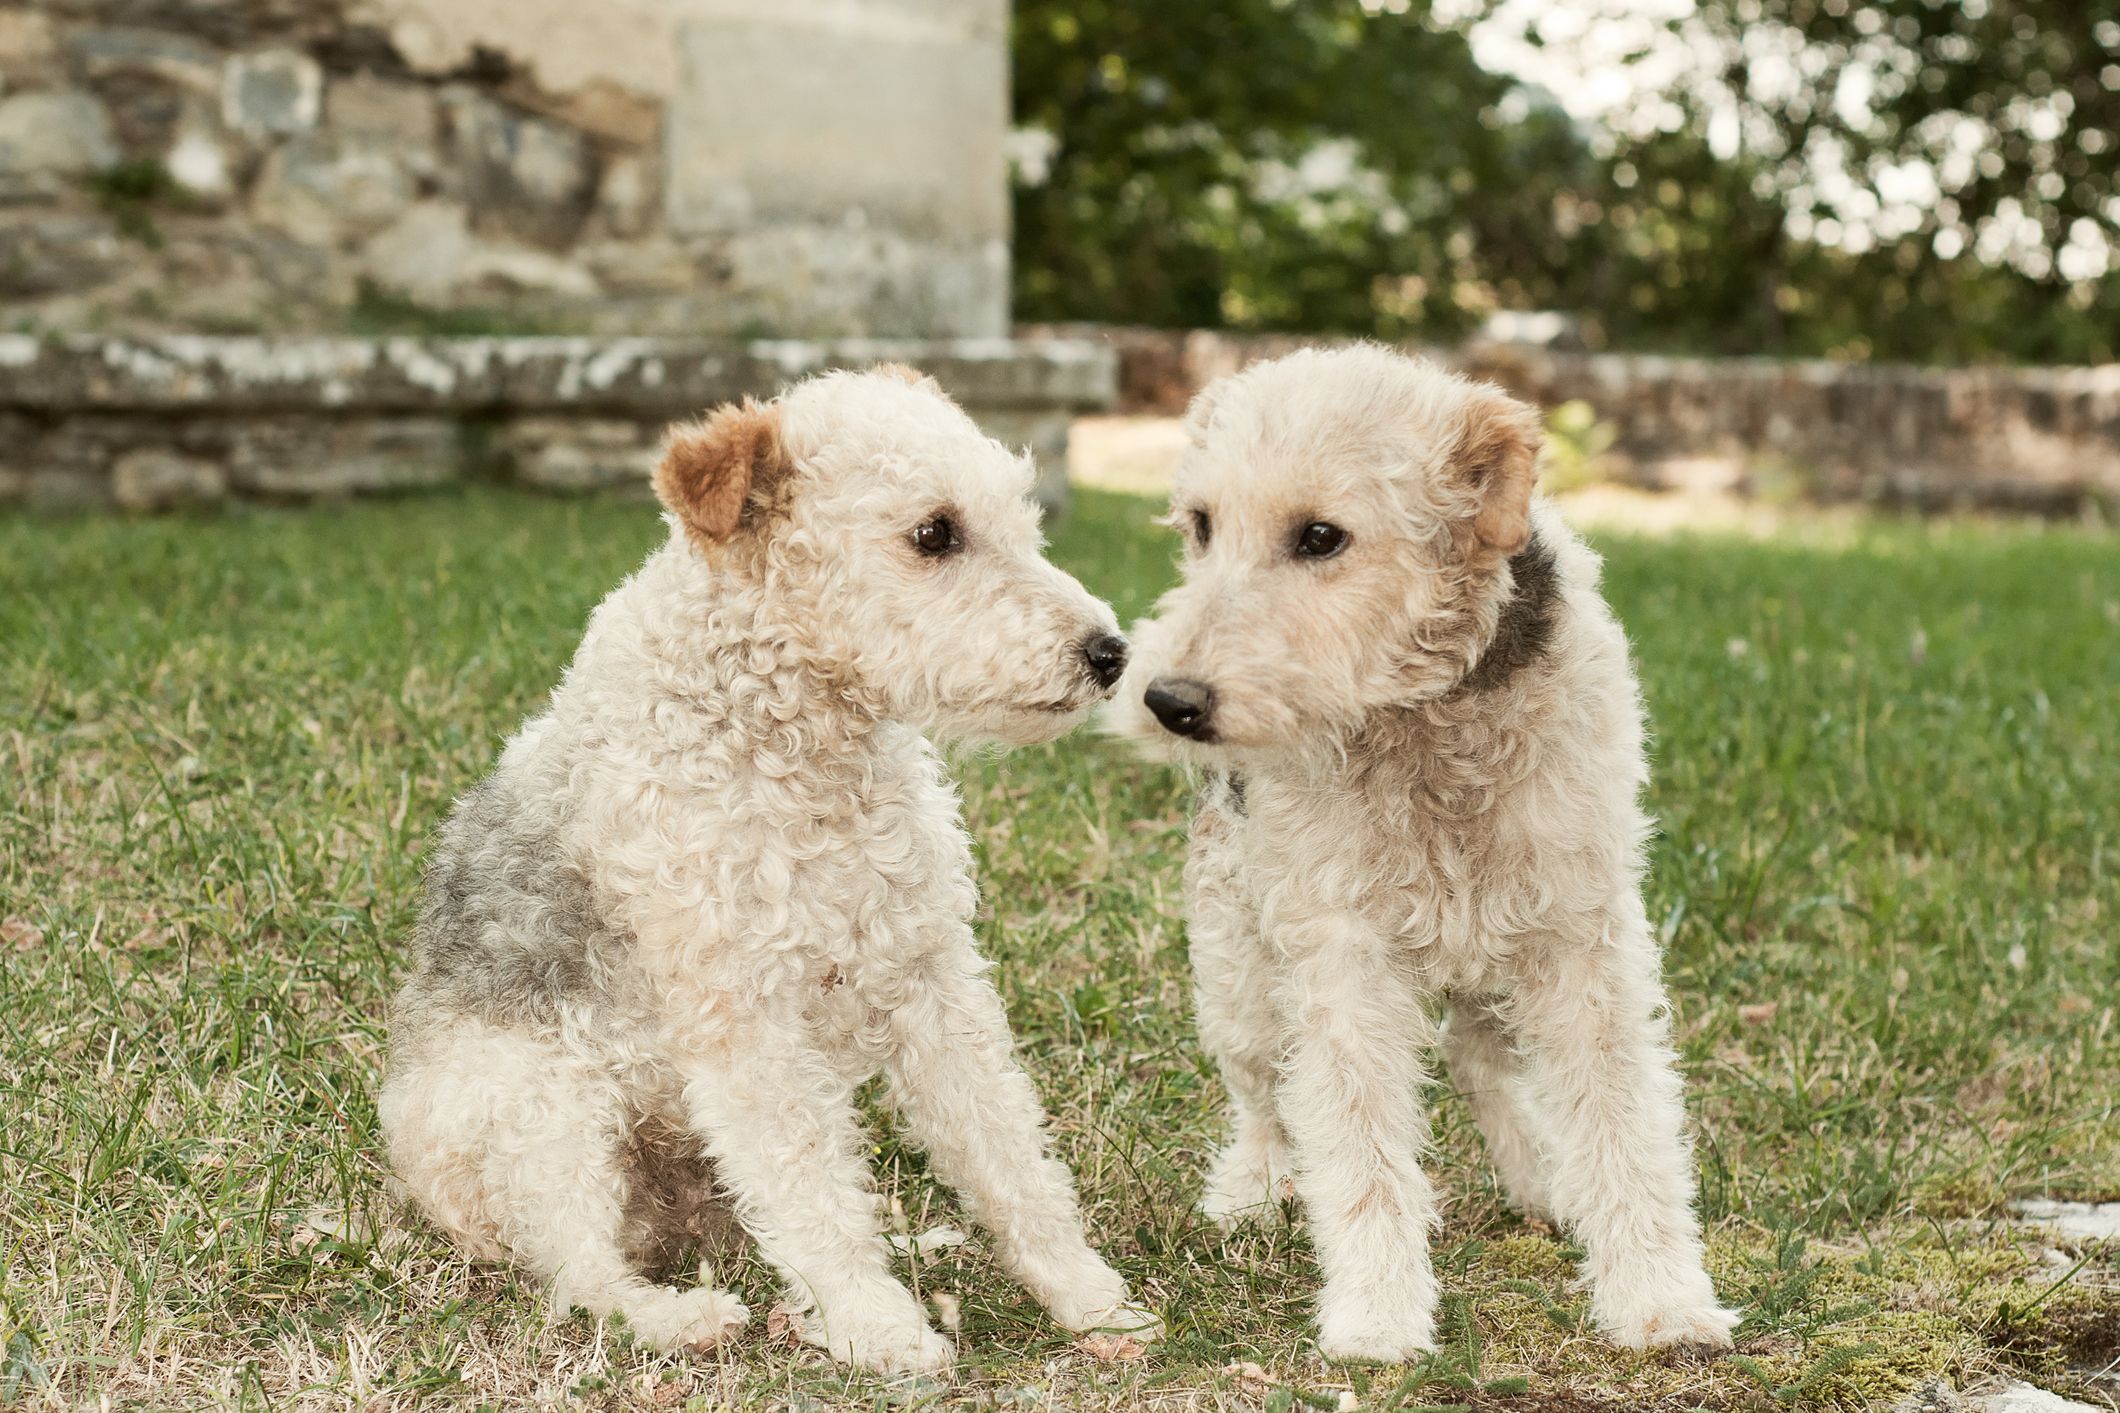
[1010,0,1568,338]
[1013,0,2120,363]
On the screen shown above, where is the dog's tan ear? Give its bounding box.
[1455,389,1543,555]
[654,399,788,544]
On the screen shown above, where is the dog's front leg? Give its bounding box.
[1274,911,1440,1362]
[878,942,1162,1341]
[1509,915,1740,1350]
[680,1002,952,1374]
[1188,820,1293,1228]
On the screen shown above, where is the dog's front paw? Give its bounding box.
[826,1319,955,1374]
[620,1287,750,1352]
[1066,1298,1164,1343]
[1024,1248,1161,1342]
[1598,1299,1741,1351]
[1593,1270,1741,1351]
[1316,1289,1435,1364]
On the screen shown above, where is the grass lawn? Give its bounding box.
[2,487,2115,1411]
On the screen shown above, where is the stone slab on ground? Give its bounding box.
[1973,1381,2105,1413]
[2013,1200,2120,1243]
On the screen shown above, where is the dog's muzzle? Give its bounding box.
[1143,677,1215,739]
[1082,634,1129,690]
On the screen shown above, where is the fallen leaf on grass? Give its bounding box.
[1224,1361,1272,1390]
[1077,1332,1147,1362]
[765,1303,809,1344]
[1737,1001,1779,1025]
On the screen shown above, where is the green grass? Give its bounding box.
[2,488,2115,1410]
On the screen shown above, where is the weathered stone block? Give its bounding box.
[0,9,58,85]
[111,447,226,510]
[69,26,222,93]
[227,417,461,497]
[502,417,659,492]
[362,199,599,303]
[324,72,439,149]
[581,237,696,295]
[163,109,237,203]
[501,75,659,149]
[221,47,322,139]
[662,0,1007,336]
[324,72,442,184]
[0,213,128,298]
[252,132,413,244]
[0,90,120,200]
[594,155,656,239]
[438,86,596,246]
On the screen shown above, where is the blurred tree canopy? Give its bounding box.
[1011,0,2120,363]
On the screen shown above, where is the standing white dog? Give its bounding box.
[1111,345,1738,1360]
[380,365,1159,1373]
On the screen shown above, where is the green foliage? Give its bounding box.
[1537,400,1619,493]
[1013,0,2120,362]
[345,278,566,338]
[80,159,184,248]
[1011,0,1571,337]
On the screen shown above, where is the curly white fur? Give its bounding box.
[379,367,1159,1373]
[1111,345,1740,1360]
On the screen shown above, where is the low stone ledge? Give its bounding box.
[0,335,1116,416]
[0,335,1115,510]
[1027,323,2120,516]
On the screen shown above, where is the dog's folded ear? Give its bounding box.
[1454,388,1544,555]
[655,399,790,544]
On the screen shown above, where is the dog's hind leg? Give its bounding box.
[1187,784,1293,1229]
[1443,997,1553,1221]
[379,1019,748,1351]
[1509,911,1740,1350]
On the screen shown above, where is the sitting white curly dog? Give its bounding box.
[379,365,1159,1373]
[1110,344,1739,1361]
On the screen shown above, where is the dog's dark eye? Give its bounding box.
[1190,508,1212,549]
[1294,521,1349,559]
[912,514,961,557]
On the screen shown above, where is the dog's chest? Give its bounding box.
[775,759,976,963]
[1246,751,1538,987]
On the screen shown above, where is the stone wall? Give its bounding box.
[0,334,1115,510]
[0,0,1008,338]
[1041,325,2120,514]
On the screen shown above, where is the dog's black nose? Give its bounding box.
[1144,677,1215,738]
[1082,634,1129,689]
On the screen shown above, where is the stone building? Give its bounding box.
[0,0,1120,511]
[0,0,1010,337]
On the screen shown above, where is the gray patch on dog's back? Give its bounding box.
[1459,531,1560,694]
[409,778,626,1028]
